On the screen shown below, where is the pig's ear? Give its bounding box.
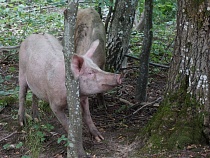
[84,39,99,58]
[71,54,84,80]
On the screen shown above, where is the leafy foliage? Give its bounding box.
[24,121,54,157]
[57,134,70,146]
[131,0,176,65]
[0,0,65,46]
[3,142,23,150]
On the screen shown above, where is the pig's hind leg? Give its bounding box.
[81,96,104,142]
[50,102,69,132]
[32,94,39,122]
[18,73,28,126]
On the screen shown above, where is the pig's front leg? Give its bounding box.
[50,102,86,157]
[80,96,104,142]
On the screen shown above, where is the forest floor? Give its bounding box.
[1,52,210,158]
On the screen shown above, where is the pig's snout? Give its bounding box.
[116,74,122,84]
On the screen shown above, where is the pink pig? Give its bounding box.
[18,8,121,143]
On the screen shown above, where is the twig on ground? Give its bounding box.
[119,98,135,106]
[125,97,162,119]
[0,131,18,142]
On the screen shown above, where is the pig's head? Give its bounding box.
[71,40,121,96]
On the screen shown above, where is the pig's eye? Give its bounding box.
[87,70,96,75]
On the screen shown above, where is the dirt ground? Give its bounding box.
[1,53,210,158]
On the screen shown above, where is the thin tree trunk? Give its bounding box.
[136,0,153,102]
[63,1,85,157]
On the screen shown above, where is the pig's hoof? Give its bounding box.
[19,118,25,127]
[89,126,104,141]
[93,132,104,142]
[95,136,103,142]
[18,115,25,126]
[19,122,24,126]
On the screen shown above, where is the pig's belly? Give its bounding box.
[26,75,49,102]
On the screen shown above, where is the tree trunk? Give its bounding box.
[106,0,138,71]
[136,0,153,102]
[166,0,210,142]
[143,0,210,151]
[63,1,85,157]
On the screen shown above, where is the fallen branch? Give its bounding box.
[125,97,162,119]
[0,131,18,142]
[124,54,169,69]
[120,66,139,70]
[0,45,20,51]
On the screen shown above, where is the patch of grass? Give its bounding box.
[0,95,17,106]
[24,121,54,158]
[0,0,65,47]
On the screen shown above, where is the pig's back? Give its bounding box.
[19,33,66,103]
[75,8,106,68]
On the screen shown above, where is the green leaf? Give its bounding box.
[3,143,10,150]
[21,156,32,158]
[16,142,23,149]
[5,75,12,81]
[57,135,67,144]
[0,75,4,83]
[5,8,10,12]
[9,66,16,72]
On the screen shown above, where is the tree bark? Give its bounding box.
[136,0,153,102]
[63,1,85,157]
[106,0,138,71]
[166,0,210,142]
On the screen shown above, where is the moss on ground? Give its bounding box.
[139,89,206,154]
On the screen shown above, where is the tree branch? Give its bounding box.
[0,45,20,51]
[125,97,162,119]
